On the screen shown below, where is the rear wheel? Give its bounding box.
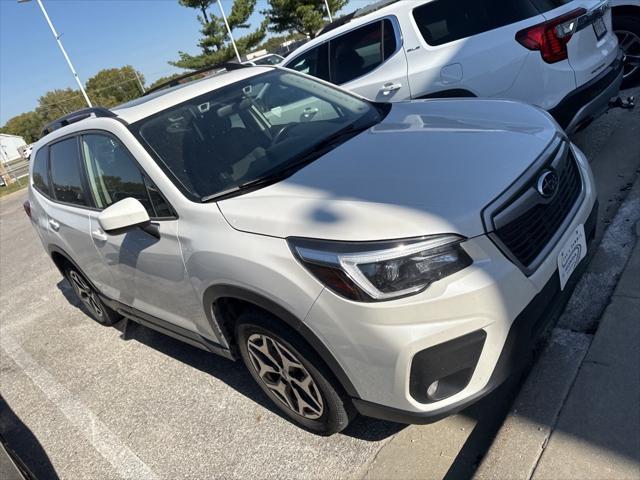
[64,266,120,326]
[236,311,355,435]
[614,14,640,87]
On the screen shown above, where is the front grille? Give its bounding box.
[490,141,583,271]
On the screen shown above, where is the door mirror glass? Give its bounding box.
[98,197,150,233]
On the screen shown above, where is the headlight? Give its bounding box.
[289,235,472,302]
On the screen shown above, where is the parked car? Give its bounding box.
[612,0,640,85]
[26,65,598,435]
[241,52,285,66]
[283,0,623,134]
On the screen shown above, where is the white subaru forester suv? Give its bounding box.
[284,0,624,134]
[26,66,597,435]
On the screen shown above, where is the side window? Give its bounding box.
[329,20,397,85]
[49,138,89,206]
[80,134,172,218]
[412,0,539,46]
[32,147,51,197]
[286,43,330,81]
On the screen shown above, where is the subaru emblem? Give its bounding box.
[537,170,559,198]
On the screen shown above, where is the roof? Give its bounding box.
[113,66,273,124]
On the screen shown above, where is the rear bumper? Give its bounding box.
[353,201,598,425]
[550,51,624,134]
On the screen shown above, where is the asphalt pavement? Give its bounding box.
[0,86,639,480]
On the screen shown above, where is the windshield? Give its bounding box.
[133,70,383,201]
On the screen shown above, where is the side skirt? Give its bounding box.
[99,294,234,360]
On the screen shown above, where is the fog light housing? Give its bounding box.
[410,330,486,404]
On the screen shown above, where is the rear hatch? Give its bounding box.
[535,0,619,86]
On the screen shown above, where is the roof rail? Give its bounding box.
[41,107,118,137]
[143,62,249,97]
[317,0,402,36]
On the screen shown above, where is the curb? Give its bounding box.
[474,178,640,480]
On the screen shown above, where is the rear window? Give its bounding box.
[529,0,575,13]
[413,0,540,46]
[32,147,51,197]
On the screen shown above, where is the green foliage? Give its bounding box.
[36,88,87,125]
[263,0,349,38]
[85,66,145,107]
[255,32,306,54]
[0,111,43,144]
[148,72,184,90]
[172,0,267,69]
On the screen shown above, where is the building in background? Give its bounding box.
[0,134,27,165]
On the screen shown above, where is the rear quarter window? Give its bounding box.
[32,147,51,197]
[413,0,541,46]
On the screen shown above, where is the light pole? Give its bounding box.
[18,0,92,107]
[324,0,333,22]
[216,0,241,63]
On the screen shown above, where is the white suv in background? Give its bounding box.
[284,0,623,133]
[26,66,597,435]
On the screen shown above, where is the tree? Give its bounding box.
[36,88,87,125]
[0,111,44,144]
[148,72,183,91]
[263,0,348,39]
[254,32,306,54]
[172,0,267,69]
[85,66,145,107]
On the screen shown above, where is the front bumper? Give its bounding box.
[550,51,624,134]
[352,202,597,424]
[303,146,598,422]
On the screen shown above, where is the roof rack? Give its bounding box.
[318,0,402,35]
[143,62,249,97]
[41,107,118,137]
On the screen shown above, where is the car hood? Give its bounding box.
[218,99,559,241]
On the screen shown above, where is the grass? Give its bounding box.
[0,178,28,198]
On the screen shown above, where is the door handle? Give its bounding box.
[381,82,402,95]
[91,228,108,242]
[48,219,60,231]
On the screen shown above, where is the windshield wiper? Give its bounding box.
[200,121,373,203]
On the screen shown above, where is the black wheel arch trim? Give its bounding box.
[416,89,477,99]
[203,284,360,398]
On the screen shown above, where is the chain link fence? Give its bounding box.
[0,158,29,188]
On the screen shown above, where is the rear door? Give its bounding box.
[327,18,411,101]
[534,0,619,86]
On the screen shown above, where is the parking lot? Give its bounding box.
[1,85,639,480]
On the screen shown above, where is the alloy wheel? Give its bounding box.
[246,333,324,420]
[616,29,640,80]
[68,270,104,319]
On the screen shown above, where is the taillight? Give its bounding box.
[516,8,587,63]
[23,200,32,218]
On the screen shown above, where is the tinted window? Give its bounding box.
[49,138,88,206]
[287,43,330,81]
[413,0,539,46]
[81,134,172,218]
[32,147,50,196]
[330,20,397,84]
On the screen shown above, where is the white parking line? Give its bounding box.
[1,335,158,480]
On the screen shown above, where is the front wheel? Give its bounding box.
[236,312,355,435]
[614,14,640,87]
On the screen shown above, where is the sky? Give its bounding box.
[0,0,364,126]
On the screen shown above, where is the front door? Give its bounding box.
[78,132,201,331]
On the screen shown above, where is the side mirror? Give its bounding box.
[98,198,150,233]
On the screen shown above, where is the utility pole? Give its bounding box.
[18,0,92,107]
[133,70,145,93]
[216,0,242,63]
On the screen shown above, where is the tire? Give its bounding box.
[64,266,121,326]
[236,311,355,435]
[614,13,640,88]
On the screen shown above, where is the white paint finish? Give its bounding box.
[1,335,158,480]
[98,198,150,232]
[218,99,558,241]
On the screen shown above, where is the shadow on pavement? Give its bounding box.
[0,396,59,480]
